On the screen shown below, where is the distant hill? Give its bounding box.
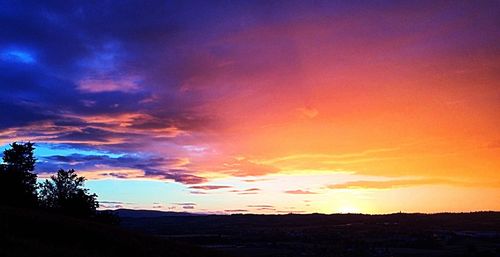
[113,208,201,218]
[0,205,230,257]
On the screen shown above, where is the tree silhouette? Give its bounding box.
[39,169,98,217]
[0,142,38,207]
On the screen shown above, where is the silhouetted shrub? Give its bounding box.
[39,169,98,217]
[0,142,38,207]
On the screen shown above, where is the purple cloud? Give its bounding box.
[189,185,232,190]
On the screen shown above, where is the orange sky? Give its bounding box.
[171,3,500,213]
[1,1,499,214]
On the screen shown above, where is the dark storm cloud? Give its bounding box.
[3,0,497,128]
[0,101,54,129]
[1,0,365,134]
[0,0,226,141]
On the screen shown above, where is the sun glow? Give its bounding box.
[337,205,361,214]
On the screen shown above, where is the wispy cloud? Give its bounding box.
[224,209,248,213]
[78,77,141,93]
[284,189,318,195]
[189,185,232,190]
[247,205,273,208]
[327,178,500,189]
[229,188,260,194]
[221,159,280,177]
[172,202,197,206]
[169,203,197,210]
[327,178,446,189]
[189,191,208,195]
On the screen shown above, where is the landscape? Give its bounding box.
[1,1,499,257]
[117,209,500,257]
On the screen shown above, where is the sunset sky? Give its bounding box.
[1,1,499,214]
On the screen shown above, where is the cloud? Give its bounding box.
[327,178,500,189]
[247,205,273,208]
[0,1,228,186]
[327,178,444,189]
[1,49,36,64]
[168,203,196,210]
[99,200,128,209]
[242,178,270,182]
[229,188,261,194]
[189,191,207,195]
[284,189,318,194]
[51,127,128,144]
[100,200,124,204]
[172,202,196,206]
[224,209,248,213]
[189,185,232,190]
[100,204,123,209]
[276,210,306,214]
[148,171,207,185]
[221,159,280,177]
[256,208,276,211]
[37,167,145,180]
[78,77,140,93]
[229,188,260,192]
[38,153,207,184]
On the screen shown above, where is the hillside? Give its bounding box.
[0,206,230,257]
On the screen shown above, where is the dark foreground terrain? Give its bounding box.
[0,206,229,257]
[2,206,499,257]
[118,210,500,257]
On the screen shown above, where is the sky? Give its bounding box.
[1,0,499,214]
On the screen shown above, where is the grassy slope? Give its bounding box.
[0,206,231,257]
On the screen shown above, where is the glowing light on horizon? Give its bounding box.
[337,205,361,214]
